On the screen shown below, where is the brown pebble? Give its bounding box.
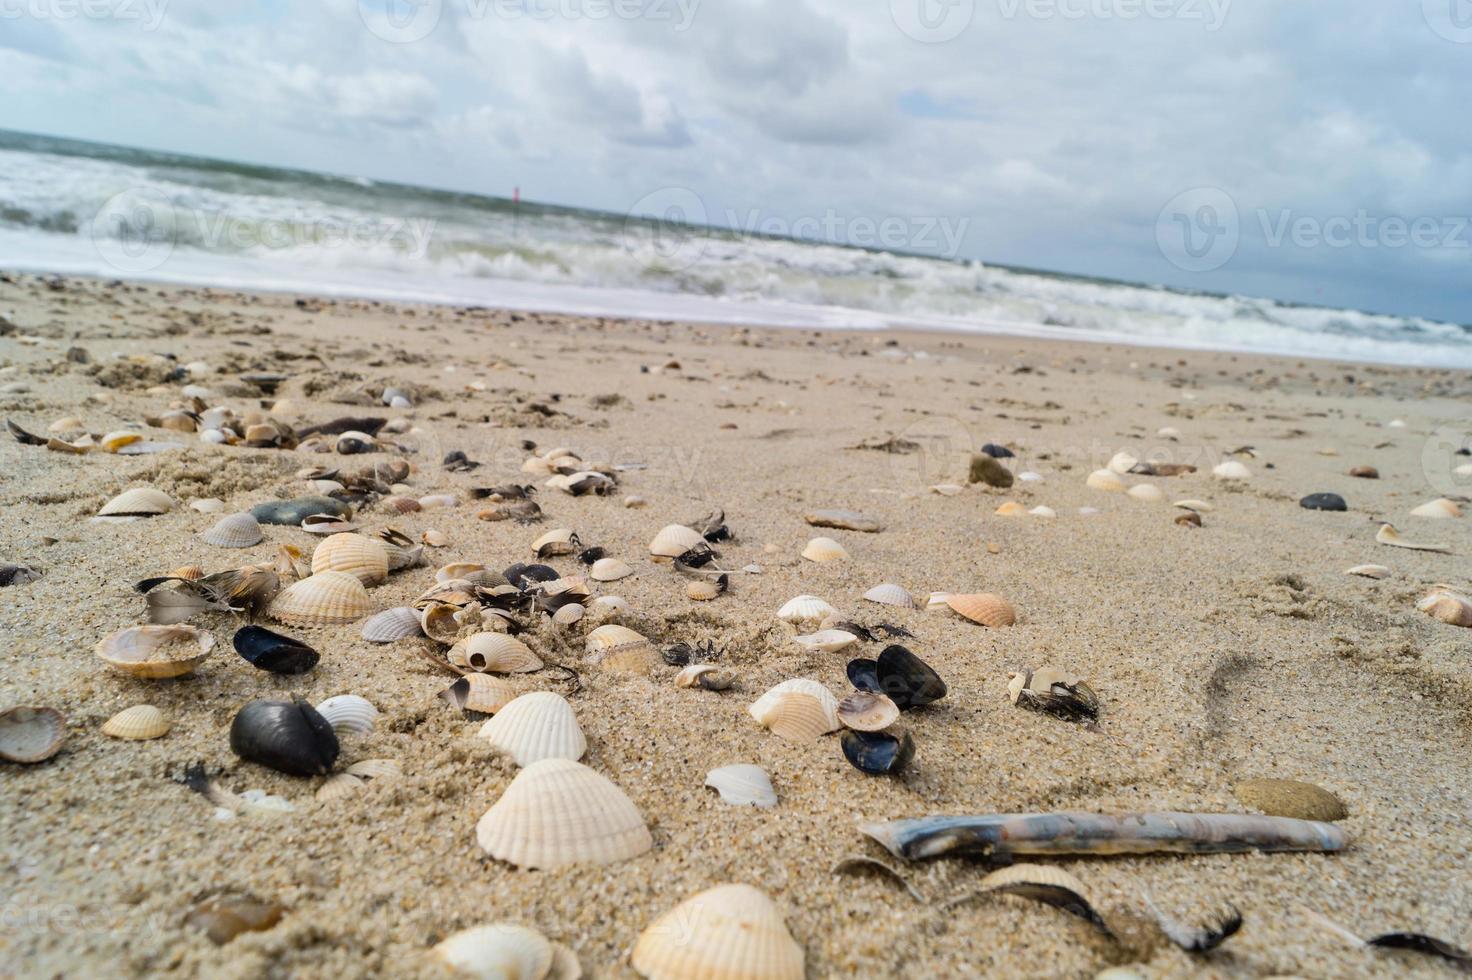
[1233,778,1347,821]
[1348,466,1379,479]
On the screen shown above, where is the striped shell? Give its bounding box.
[95,624,215,679]
[631,884,803,980]
[99,486,174,516]
[310,533,389,586]
[801,537,849,563]
[946,593,1017,628]
[199,512,264,548]
[586,625,657,669]
[1410,498,1462,519]
[269,572,374,626]
[863,584,914,609]
[475,758,651,868]
[477,691,587,766]
[649,524,704,559]
[590,558,634,582]
[315,695,378,735]
[776,595,837,625]
[454,634,544,674]
[101,705,170,740]
[749,680,840,742]
[360,607,424,643]
[837,692,900,732]
[686,580,724,602]
[704,765,777,808]
[315,772,365,803]
[432,924,553,980]
[0,706,66,764]
[1085,469,1125,492]
[443,673,521,714]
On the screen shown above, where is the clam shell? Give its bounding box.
[1086,470,1125,492]
[552,603,585,628]
[190,498,226,514]
[199,512,264,549]
[631,884,803,980]
[590,558,634,582]
[101,704,170,740]
[418,494,457,509]
[315,772,365,802]
[837,691,900,732]
[1107,451,1138,475]
[95,624,215,679]
[1212,460,1252,481]
[1127,484,1164,502]
[475,757,651,868]
[422,529,450,547]
[533,528,578,556]
[704,765,777,808]
[422,602,470,643]
[310,533,389,586]
[0,706,65,763]
[455,634,544,674]
[315,695,378,735]
[269,572,374,626]
[1345,564,1391,580]
[1410,498,1462,519]
[360,607,424,643]
[648,524,704,559]
[586,625,657,669]
[749,679,840,741]
[994,501,1029,517]
[792,630,859,653]
[432,924,553,980]
[1174,499,1214,512]
[776,595,837,625]
[443,673,521,714]
[863,584,914,609]
[675,664,733,691]
[1418,590,1472,628]
[477,691,586,766]
[801,537,849,563]
[99,486,174,517]
[946,593,1017,627]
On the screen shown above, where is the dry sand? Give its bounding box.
[1,271,1470,978]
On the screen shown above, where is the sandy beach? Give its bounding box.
[2,270,1471,978]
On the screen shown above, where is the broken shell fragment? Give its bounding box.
[675,664,733,691]
[1417,590,1472,628]
[269,572,374,626]
[1345,564,1391,579]
[792,629,859,653]
[101,704,170,740]
[310,533,389,586]
[777,595,837,625]
[749,679,840,741]
[477,692,587,766]
[805,509,882,532]
[229,698,340,776]
[841,728,915,776]
[704,765,778,807]
[1376,523,1450,554]
[946,593,1016,628]
[200,513,264,548]
[0,706,65,763]
[631,884,803,980]
[863,583,914,609]
[95,624,215,679]
[475,758,651,868]
[837,691,900,732]
[184,894,284,946]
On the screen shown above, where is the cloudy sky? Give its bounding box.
[2,0,1469,322]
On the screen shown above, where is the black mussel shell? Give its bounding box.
[1299,492,1347,512]
[981,443,1015,458]
[232,626,320,675]
[847,659,880,693]
[841,729,914,776]
[250,496,352,526]
[1367,933,1472,963]
[229,698,339,776]
[504,563,559,589]
[578,546,606,565]
[876,645,947,710]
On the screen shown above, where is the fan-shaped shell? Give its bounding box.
[95,624,215,679]
[0,706,65,763]
[269,572,374,626]
[1127,484,1164,502]
[946,593,1017,627]
[704,765,777,808]
[101,704,170,740]
[360,607,423,642]
[801,537,849,563]
[432,924,553,980]
[837,691,900,732]
[315,695,378,735]
[552,603,585,628]
[776,595,837,625]
[631,884,803,980]
[443,673,521,714]
[586,625,655,663]
[863,584,914,609]
[455,634,544,674]
[590,558,634,582]
[1418,590,1472,628]
[1085,470,1125,492]
[200,512,264,548]
[1410,498,1462,519]
[99,486,174,517]
[749,680,840,741]
[649,524,704,559]
[315,772,365,803]
[687,579,724,602]
[475,758,651,868]
[1212,460,1252,481]
[792,630,858,653]
[310,534,389,586]
[477,691,586,766]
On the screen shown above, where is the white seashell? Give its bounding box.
[455,634,543,674]
[748,679,840,741]
[585,625,659,674]
[631,884,803,980]
[270,572,374,626]
[1212,460,1252,481]
[101,705,170,740]
[1410,498,1462,520]
[477,692,586,766]
[552,603,585,628]
[776,595,837,625]
[1078,507,1101,516]
[589,596,631,619]
[1127,484,1164,502]
[1158,427,1181,440]
[199,512,263,548]
[95,625,214,679]
[314,695,378,735]
[200,429,227,445]
[316,772,365,803]
[925,592,952,611]
[792,630,858,653]
[360,607,424,642]
[1389,419,1407,428]
[801,537,849,563]
[1107,451,1138,475]
[1028,506,1057,518]
[417,494,456,509]
[475,758,651,868]
[98,486,174,517]
[432,924,553,980]
[590,558,633,582]
[1376,523,1450,553]
[533,528,578,556]
[1345,564,1391,580]
[0,706,65,764]
[310,533,389,586]
[1456,463,1472,478]
[345,758,401,780]
[1018,471,1043,483]
[863,584,914,609]
[1418,590,1472,628]
[623,495,648,508]
[648,524,704,559]
[704,765,777,808]
[1086,469,1125,492]
[190,498,225,514]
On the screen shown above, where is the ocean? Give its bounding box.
[1,128,1466,368]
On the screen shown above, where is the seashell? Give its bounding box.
[101,704,169,740]
[586,625,655,663]
[946,593,1017,627]
[552,603,585,628]
[1086,469,1125,492]
[994,501,1028,517]
[631,884,803,980]
[436,562,491,584]
[872,645,947,710]
[1418,590,1472,628]
[230,698,340,776]
[792,629,859,653]
[589,596,631,620]
[533,528,579,557]
[687,578,728,602]
[1107,451,1138,475]
[749,679,840,741]
[232,625,319,675]
[475,757,651,868]
[805,509,883,533]
[252,495,351,527]
[0,706,65,763]
[422,529,450,547]
[675,664,734,691]
[1158,426,1181,440]
[777,595,837,625]
[837,691,900,732]
[421,603,468,644]
[590,557,633,582]
[1233,778,1348,822]
[841,728,915,776]
[863,583,914,609]
[336,431,377,454]
[48,416,85,433]
[1174,499,1213,512]
[95,624,215,679]
[1411,498,1462,519]
[300,512,353,534]
[1345,564,1391,579]
[190,498,225,514]
[704,765,778,808]
[315,772,364,803]
[1176,511,1203,528]
[930,483,965,496]
[310,533,389,586]
[442,673,521,714]
[477,691,586,766]
[346,758,401,780]
[361,607,424,642]
[1018,471,1043,483]
[648,524,704,559]
[1349,466,1379,479]
[454,634,544,674]
[1127,484,1164,502]
[417,494,456,509]
[432,924,553,980]
[314,695,378,735]
[100,430,143,453]
[801,537,849,563]
[200,512,264,548]
[1029,506,1057,518]
[1212,460,1252,481]
[1376,523,1450,554]
[269,571,374,626]
[1008,667,1099,721]
[199,429,228,445]
[98,486,174,517]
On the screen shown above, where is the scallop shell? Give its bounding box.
[98,486,174,517]
[475,758,651,868]
[432,924,553,980]
[95,624,215,679]
[1212,460,1252,481]
[837,691,900,732]
[533,528,578,556]
[863,584,914,609]
[748,680,840,741]
[552,603,585,628]
[590,558,634,582]
[171,565,206,581]
[0,706,65,763]
[1127,484,1164,502]
[1410,498,1462,519]
[776,595,837,625]
[101,705,170,740]
[315,695,378,735]
[946,593,1017,627]
[687,580,725,602]
[801,537,849,563]
[1345,564,1391,580]
[477,691,586,766]
[631,884,803,980]
[704,765,777,808]
[455,634,544,674]
[1085,469,1125,492]
[310,534,389,586]
[360,607,424,643]
[675,664,733,691]
[792,630,859,653]
[586,625,656,665]
[269,572,374,626]
[443,673,521,714]
[1418,590,1472,628]
[200,513,264,548]
[648,524,704,559]
[994,501,1028,517]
